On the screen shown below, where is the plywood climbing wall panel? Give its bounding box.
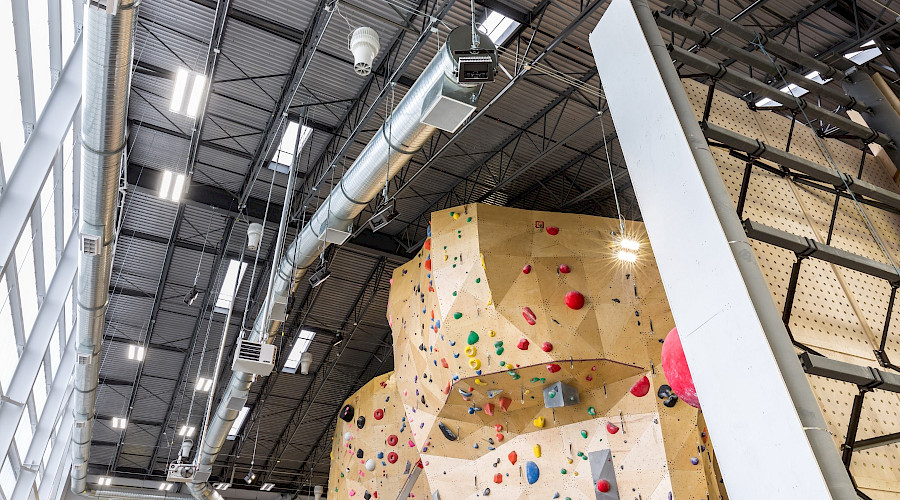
[386,205,727,499]
[682,77,900,497]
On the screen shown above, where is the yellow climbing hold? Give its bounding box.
[469,358,481,370]
[453,212,460,219]
[533,416,545,428]
[464,345,477,357]
[524,389,531,395]
[567,458,573,464]
[533,444,541,458]
[474,378,487,386]
[489,330,496,337]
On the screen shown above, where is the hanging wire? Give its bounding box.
[753,36,900,277]
[598,98,626,235]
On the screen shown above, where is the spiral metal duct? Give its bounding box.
[71,1,138,495]
[187,26,496,500]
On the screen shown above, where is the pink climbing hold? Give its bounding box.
[606,422,620,434]
[565,290,585,310]
[517,338,530,350]
[508,451,517,465]
[541,342,553,352]
[558,264,571,274]
[661,327,700,408]
[374,408,384,420]
[597,479,611,492]
[630,376,650,397]
[546,226,559,235]
[522,264,532,274]
[522,307,537,325]
[408,439,415,447]
[547,363,561,373]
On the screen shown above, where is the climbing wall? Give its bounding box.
[386,204,726,499]
[681,77,900,498]
[327,371,432,499]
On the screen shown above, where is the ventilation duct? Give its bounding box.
[185,26,496,500]
[71,0,138,495]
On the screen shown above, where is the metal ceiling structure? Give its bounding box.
[2,0,900,498]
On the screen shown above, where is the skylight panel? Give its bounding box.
[283,329,316,373]
[214,260,248,314]
[479,10,520,46]
[844,40,882,65]
[270,122,313,174]
[227,406,250,440]
[754,70,832,108]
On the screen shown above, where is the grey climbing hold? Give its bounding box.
[543,381,579,408]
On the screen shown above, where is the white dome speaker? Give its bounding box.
[246,223,263,251]
[299,351,313,375]
[313,485,323,500]
[349,27,379,76]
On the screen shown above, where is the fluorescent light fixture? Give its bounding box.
[98,477,112,486]
[227,406,250,440]
[186,74,207,118]
[260,483,275,491]
[620,238,640,251]
[179,425,196,437]
[213,483,231,491]
[283,329,316,373]
[479,10,519,45]
[170,68,190,113]
[159,171,186,202]
[196,377,213,392]
[111,417,127,429]
[214,259,248,314]
[617,250,637,263]
[270,122,313,174]
[158,483,173,491]
[845,40,882,65]
[127,345,145,361]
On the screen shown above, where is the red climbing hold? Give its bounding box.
[541,342,553,352]
[425,258,432,271]
[547,363,561,373]
[508,451,517,465]
[374,409,384,420]
[661,327,700,408]
[387,452,398,464]
[424,239,431,250]
[494,424,503,432]
[440,358,448,368]
[546,226,559,235]
[387,435,398,446]
[522,264,532,274]
[597,479,611,492]
[493,473,503,484]
[630,376,651,397]
[484,403,495,416]
[522,307,537,325]
[606,422,620,434]
[565,291,585,310]
[495,433,504,442]
[585,375,593,382]
[498,397,512,412]
[443,381,451,395]
[558,264,571,274]
[517,338,530,350]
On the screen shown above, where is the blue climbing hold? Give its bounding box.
[525,461,540,485]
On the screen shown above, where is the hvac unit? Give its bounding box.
[318,225,353,245]
[268,291,289,322]
[224,388,249,412]
[231,339,275,375]
[420,78,477,133]
[166,463,198,483]
[80,234,102,256]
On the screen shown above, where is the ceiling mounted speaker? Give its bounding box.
[350,27,379,76]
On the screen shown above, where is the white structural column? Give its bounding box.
[0,35,82,276]
[589,1,855,498]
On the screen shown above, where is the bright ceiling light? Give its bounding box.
[159,171,186,202]
[283,329,316,374]
[127,345,145,361]
[111,417,127,429]
[170,172,186,202]
[844,40,882,65]
[179,425,196,437]
[98,477,112,486]
[170,68,189,113]
[227,406,250,440]
[196,377,213,392]
[479,10,520,45]
[260,483,275,491]
[159,170,173,199]
[617,250,638,263]
[158,483,173,491]
[620,238,640,251]
[186,74,207,118]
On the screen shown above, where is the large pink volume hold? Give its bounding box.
[661,327,700,408]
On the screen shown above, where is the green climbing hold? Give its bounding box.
[475,278,481,283]
[540,378,546,383]
[577,452,583,457]
[548,391,557,399]
[467,331,479,345]
[467,217,472,222]
[453,312,463,319]
[450,211,455,216]
[452,291,457,296]
[580,430,588,438]
[452,264,456,268]
[494,341,503,347]
[530,377,540,383]
[587,406,596,416]
[495,347,504,355]
[560,469,567,474]
[499,361,506,366]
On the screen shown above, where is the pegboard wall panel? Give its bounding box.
[681,77,900,495]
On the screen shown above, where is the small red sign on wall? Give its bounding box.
[534,221,544,229]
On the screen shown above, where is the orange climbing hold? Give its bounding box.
[424,239,431,250]
[493,473,503,484]
[443,381,451,395]
[484,402,495,416]
[425,258,432,271]
[498,396,512,412]
[508,451,517,465]
[440,358,448,368]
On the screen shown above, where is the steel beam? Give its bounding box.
[0,35,81,277]
[590,0,856,497]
